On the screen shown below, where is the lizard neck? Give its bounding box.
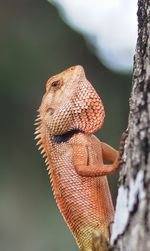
[41,124,81,162]
[52,129,81,144]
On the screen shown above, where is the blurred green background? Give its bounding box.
[0,1,131,251]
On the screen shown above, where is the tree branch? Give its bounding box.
[111,1,150,250]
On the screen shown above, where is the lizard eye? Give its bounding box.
[51,81,60,87]
[46,79,62,92]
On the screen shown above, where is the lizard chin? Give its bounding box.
[53,129,81,144]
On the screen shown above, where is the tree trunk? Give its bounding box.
[110,1,150,250]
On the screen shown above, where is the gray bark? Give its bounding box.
[111,1,150,250]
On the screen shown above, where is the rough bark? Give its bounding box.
[110,1,150,250]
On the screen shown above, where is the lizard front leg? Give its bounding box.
[73,142,120,177]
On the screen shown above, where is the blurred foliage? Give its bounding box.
[0,0,131,251]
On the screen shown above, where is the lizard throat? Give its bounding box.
[53,129,81,144]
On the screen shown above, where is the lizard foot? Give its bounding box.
[92,230,109,251]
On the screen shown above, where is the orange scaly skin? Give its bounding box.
[35,65,119,251]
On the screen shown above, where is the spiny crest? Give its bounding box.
[34,113,50,169]
[34,114,43,148]
[34,113,51,175]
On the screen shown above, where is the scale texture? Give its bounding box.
[35,65,119,251]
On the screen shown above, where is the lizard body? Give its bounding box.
[35,65,119,251]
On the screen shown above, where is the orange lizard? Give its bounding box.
[35,65,120,251]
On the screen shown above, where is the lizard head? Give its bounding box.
[37,65,105,136]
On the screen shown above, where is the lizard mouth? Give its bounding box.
[53,129,81,144]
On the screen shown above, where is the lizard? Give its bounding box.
[35,65,120,251]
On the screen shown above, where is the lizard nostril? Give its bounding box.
[46,107,55,115]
